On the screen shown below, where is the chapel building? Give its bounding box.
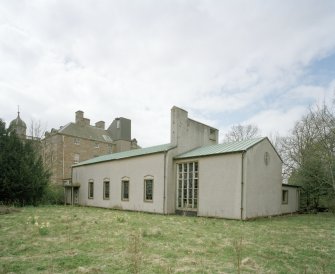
[70,106,299,219]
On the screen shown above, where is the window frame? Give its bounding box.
[144,176,154,202]
[74,153,80,164]
[176,161,199,211]
[88,180,94,199]
[74,138,80,145]
[282,189,288,204]
[121,179,129,201]
[103,179,110,200]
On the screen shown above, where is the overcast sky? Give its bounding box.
[1,0,335,147]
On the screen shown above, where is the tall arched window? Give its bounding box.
[88,179,94,199]
[121,177,130,201]
[144,175,154,202]
[103,178,110,200]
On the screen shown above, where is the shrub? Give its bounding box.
[41,184,64,205]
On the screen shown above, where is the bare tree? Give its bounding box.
[28,119,47,140]
[223,124,261,142]
[283,102,335,210]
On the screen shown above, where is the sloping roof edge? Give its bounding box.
[175,137,278,160]
[55,122,114,143]
[73,143,176,167]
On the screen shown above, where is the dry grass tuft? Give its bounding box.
[0,205,20,215]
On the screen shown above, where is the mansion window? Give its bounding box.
[144,178,153,202]
[88,180,94,199]
[103,180,110,200]
[74,138,80,145]
[94,142,99,148]
[177,162,198,210]
[74,153,80,164]
[121,180,129,201]
[282,190,288,204]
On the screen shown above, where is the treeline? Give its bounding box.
[281,103,335,211]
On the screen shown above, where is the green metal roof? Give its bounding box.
[73,143,175,167]
[175,137,266,159]
[59,123,113,143]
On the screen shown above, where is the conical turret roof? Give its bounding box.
[9,111,27,129]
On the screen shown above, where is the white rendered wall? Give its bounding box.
[244,139,282,219]
[72,153,166,213]
[177,154,242,219]
[281,186,300,214]
[170,106,218,155]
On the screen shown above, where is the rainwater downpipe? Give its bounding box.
[62,135,65,179]
[62,135,65,205]
[163,150,167,214]
[240,151,246,220]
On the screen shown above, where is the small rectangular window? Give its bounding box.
[94,142,99,148]
[144,179,153,202]
[88,181,94,199]
[122,180,129,201]
[74,138,80,145]
[282,190,288,204]
[103,181,110,200]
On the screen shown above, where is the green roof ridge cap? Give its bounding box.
[175,137,266,159]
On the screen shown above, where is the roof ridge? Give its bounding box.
[57,122,113,142]
[175,137,267,159]
[74,143,175,167]
[221,136,265,145]
[58,122,73,133]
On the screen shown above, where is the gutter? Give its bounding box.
[240,151,246,220]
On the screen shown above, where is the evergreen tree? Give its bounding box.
[0,119,50,205]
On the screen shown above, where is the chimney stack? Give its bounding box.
[95,121,105,129]
[75,110,90,126]
[83,118,90,126]
[75,110,84,124]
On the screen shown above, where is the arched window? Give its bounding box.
[121,176,130,201]
[144,175,154,202]
[88,179,94,199]
[103,178,110,200]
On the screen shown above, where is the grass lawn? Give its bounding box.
[0,206,334,273]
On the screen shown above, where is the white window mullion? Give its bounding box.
[177,162,198,210]
[186,163,189,208]
[192,164,195,208]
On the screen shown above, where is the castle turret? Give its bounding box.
[9,110,27,139]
